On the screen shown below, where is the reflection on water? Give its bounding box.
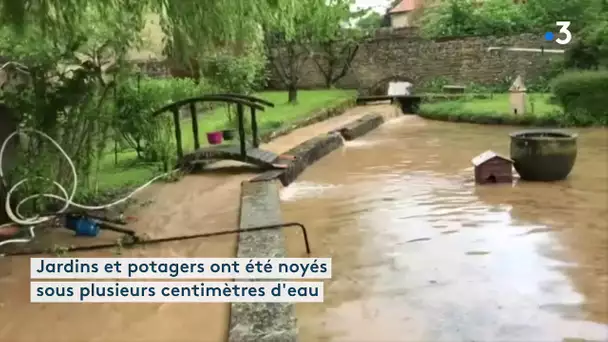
[281,118,608,342]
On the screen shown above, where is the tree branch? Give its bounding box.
[331,43,359,83]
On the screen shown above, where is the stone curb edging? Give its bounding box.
[249,113,386,185]
[248,133,344,185]
[337,113,384,141]
[278,133,344,187]
[229,111,391,342]
[228,181,296,342]
[417,111,568,127]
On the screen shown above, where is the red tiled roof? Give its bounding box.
[389,0,418,13]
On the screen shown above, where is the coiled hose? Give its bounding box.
[0,128,177,247]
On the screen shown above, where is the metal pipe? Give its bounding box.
[487,47,565,54]
[1,222,311,256]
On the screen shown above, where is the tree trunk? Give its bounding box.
[288,84,298,104]
[0,104,18,224]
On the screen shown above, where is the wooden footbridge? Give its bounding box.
[151,93,288,170]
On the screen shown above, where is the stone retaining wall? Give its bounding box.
[266,30,562,91]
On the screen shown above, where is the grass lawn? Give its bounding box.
[90,89,355,192]
[421,93,560,116]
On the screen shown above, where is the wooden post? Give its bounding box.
[251,107,259,148]
[237,103,246,157]
[171,107,183,159]
[189,102,200,150]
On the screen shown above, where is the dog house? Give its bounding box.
[472,150,514,184]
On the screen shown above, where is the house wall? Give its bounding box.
[390,12,412,28]
[127,13,166,62]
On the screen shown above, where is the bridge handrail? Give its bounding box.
[151,95,265,117]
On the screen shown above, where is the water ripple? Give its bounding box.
[281,121,608,342]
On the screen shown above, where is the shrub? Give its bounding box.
[201,51,266,95]
[113,77,214,162]
[551,70,608,125]
[200,49,266,126]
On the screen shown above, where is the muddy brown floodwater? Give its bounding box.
[0,105,399,342]
[281,116,608,342]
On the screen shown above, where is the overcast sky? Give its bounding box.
[354,0,393,13]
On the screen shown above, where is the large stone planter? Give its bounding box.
[509,130,578,181]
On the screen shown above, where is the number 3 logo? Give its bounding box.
[555,21,572,45]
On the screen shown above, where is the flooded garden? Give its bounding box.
[0,0,607,341]
[281,116,608,341]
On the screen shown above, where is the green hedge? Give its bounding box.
[418,109,565,127]
[551,70,608,126]
[420,93,491,103]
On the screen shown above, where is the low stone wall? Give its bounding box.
[251,113,391,185]
[277,133,345,186]
[229,181,297,342]
[337,113,385,141]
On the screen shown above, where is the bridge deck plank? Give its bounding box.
[179,145,282,169]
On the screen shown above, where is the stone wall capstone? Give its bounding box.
[266,28,563,91]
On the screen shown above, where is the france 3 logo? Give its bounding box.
[544,21,572,45]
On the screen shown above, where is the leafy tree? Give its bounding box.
[0,0,310,211]
[521,0,595,31]
[265,0,344,103]
[418,0,608,74]
[309,0,368,88]
[355,11,385,29]
[419,0,602,39]
[0,22,130,202]
[420,0,500,37]
[563,0,608,68]
[0,1,298,80]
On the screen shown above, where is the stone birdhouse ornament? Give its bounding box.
[508,75,527,115]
